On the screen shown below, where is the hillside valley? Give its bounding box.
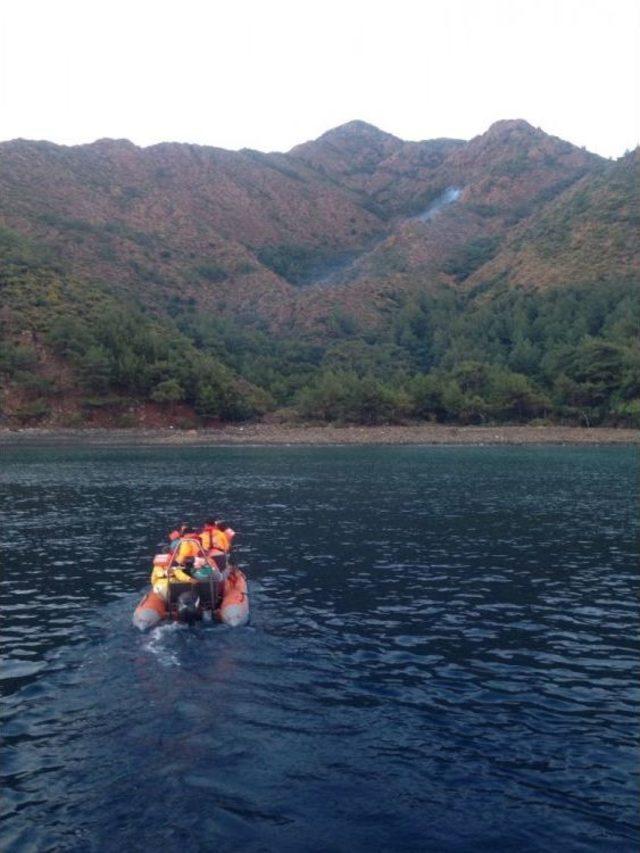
[0,119,638,428]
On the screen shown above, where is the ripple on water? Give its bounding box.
[0,445,638,852]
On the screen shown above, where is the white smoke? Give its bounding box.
[415,186,462,222]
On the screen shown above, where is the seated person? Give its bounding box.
[151,558,195,599]
[200,518,232,553]
[168,523,189,549]
[174,530,202,565]
[214,520,236,553]
[199,518,218,550]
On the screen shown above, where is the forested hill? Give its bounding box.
[0,120,638,428]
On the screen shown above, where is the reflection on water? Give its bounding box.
[0,445,638,852]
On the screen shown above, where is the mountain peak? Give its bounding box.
[461,118,600,167]
[291,120,402,154]
[318,119,399,141]
[485,119,537,136]
[289,120,402,176]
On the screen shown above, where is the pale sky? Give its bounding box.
[0,0,638,158]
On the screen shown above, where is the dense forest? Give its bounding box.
[160,279,640,427]
[1,226,637,427]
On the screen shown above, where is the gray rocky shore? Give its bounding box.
[1,424,637,446]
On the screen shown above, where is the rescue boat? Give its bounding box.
[133,540,249,631]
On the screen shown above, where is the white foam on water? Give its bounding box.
[143,622,181,667]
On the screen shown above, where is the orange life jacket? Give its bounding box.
[215,529,230,552]
[200,526,230,552]
[199,526,215,550]
[175,538,200,564]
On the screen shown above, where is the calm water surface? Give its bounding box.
[0,445,638,852]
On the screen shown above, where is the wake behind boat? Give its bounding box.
[133,526,249,630]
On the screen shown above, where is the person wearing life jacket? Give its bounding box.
[200,518,232,553]
[214,520,236,552]
[174,529,202,565]
[151,548,196,600]
[168,523,189,548]
[152,564,196,598]
[199,518,216,551]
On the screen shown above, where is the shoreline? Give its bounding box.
[0,424,637,447]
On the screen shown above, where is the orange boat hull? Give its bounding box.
[217,569,250,627]
[132,590,167,631]
[132,569,249,630]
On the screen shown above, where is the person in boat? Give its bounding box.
[151,555,195,599]
[216,520,236,550]
[198,518,230,571]
[168,523,189,548]
[199,518,230,553]
[174,528,202,566]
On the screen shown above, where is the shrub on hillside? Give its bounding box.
[0,343,39,375]
[256,245,330,285]
[14,400,51,424]
[443,236,500,281]
[296,371,410,424]
[194,262,229,283]
[150,378,185,404]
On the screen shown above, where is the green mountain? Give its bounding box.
[0,120,637,427]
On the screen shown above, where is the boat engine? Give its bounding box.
[176,590,199,624]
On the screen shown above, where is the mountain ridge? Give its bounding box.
[0,118,637,427]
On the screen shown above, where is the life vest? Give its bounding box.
[217,530,231,552]
[151,563,194,585]
[172,566,195,583]
[153,566,197,598]
[151,564,166,585]
[200,527,230,552]
[153,577,169,599]
[151,558,196,596]
[175,538,200,564]
[199,526,215,550]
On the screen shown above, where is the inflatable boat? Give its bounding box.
[133,541,249,631]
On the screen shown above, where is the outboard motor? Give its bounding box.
[176,590,199,625]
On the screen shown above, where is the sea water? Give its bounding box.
[0,445,637,852]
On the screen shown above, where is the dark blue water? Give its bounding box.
[1,445,638,852]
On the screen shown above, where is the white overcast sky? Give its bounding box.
[0,0,638,157]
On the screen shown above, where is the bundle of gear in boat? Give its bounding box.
[133,519,249,630]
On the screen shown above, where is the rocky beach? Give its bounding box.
[1,424,637,446]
